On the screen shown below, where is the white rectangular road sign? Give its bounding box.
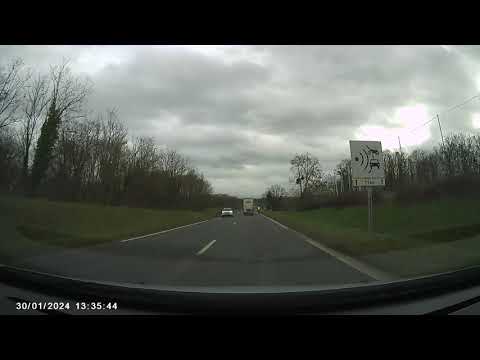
[349,140,385,186]
[353,178,385,187]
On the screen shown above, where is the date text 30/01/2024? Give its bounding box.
[15,302,118,311]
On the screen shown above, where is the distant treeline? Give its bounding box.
[263,133,480,211]
[0,57,240,210]
[336,133,480,192]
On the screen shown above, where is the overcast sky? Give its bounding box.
[1,45,480,197]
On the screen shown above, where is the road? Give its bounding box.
[13,212,376,287]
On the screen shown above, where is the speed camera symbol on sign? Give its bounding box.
[349,140,385,185]
[358,145,381,173]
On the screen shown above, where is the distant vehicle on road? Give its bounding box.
[221,208,234,217]
[243,198,254,216]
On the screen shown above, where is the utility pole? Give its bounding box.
[437,114,445,147]
[398,136,402,152]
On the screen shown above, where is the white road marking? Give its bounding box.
[120,219,211,243]
[196,239,217,255]
[260,213,394,281]
[299,235,394,281]
[260,214,288,230]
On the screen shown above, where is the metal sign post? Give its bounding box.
[349,140,385,234]
[368,187,373,233]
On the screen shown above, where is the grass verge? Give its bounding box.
[1,196,217,249]
[266,197,480,254]
[264,198,480,277]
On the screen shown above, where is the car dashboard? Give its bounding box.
[2,265,480,315]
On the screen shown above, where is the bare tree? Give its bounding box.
[336,159,352,193]
[0,58,28,129]
[268,184,287,199]
[97,109,128,204]
[178,168,212,209]
[0,127,22,192]
[49,60,92,120]
[290,152,322,198]
[157,148,191,206]
[49,115,101,200]
[0,59,222,209]
[159,148,190,178]
[264,184,287,210]
[129,136,160,173]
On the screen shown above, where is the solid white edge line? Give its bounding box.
[260,214,288,230]
[260,213,395,282]
[196,239,217,256]
[120,219,211,243]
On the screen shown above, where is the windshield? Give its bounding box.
[1,45,480,299]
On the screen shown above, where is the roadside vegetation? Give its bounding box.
[262,134,480,276]
[0,57,238,255]
[0,57,239,214]
[265,197,480,255]
[1,196,217,249]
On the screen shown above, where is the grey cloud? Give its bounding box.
[88,47,271,127]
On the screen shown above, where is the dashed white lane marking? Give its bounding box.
[120,219,211,243]
[260,213,395,281]
[196,240,217,256]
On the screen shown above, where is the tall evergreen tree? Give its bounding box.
[30,101,60,193]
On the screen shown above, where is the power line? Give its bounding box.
[443,94,480,115]
[406,93,480,134]
[408,116,437,133]
[354,93,480,153]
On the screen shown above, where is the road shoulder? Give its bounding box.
[260,213,396,281]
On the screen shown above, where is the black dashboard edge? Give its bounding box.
[1,265,480,314]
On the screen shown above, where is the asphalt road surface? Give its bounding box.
[13,212,375,287]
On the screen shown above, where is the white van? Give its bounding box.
[243,198,254,216]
